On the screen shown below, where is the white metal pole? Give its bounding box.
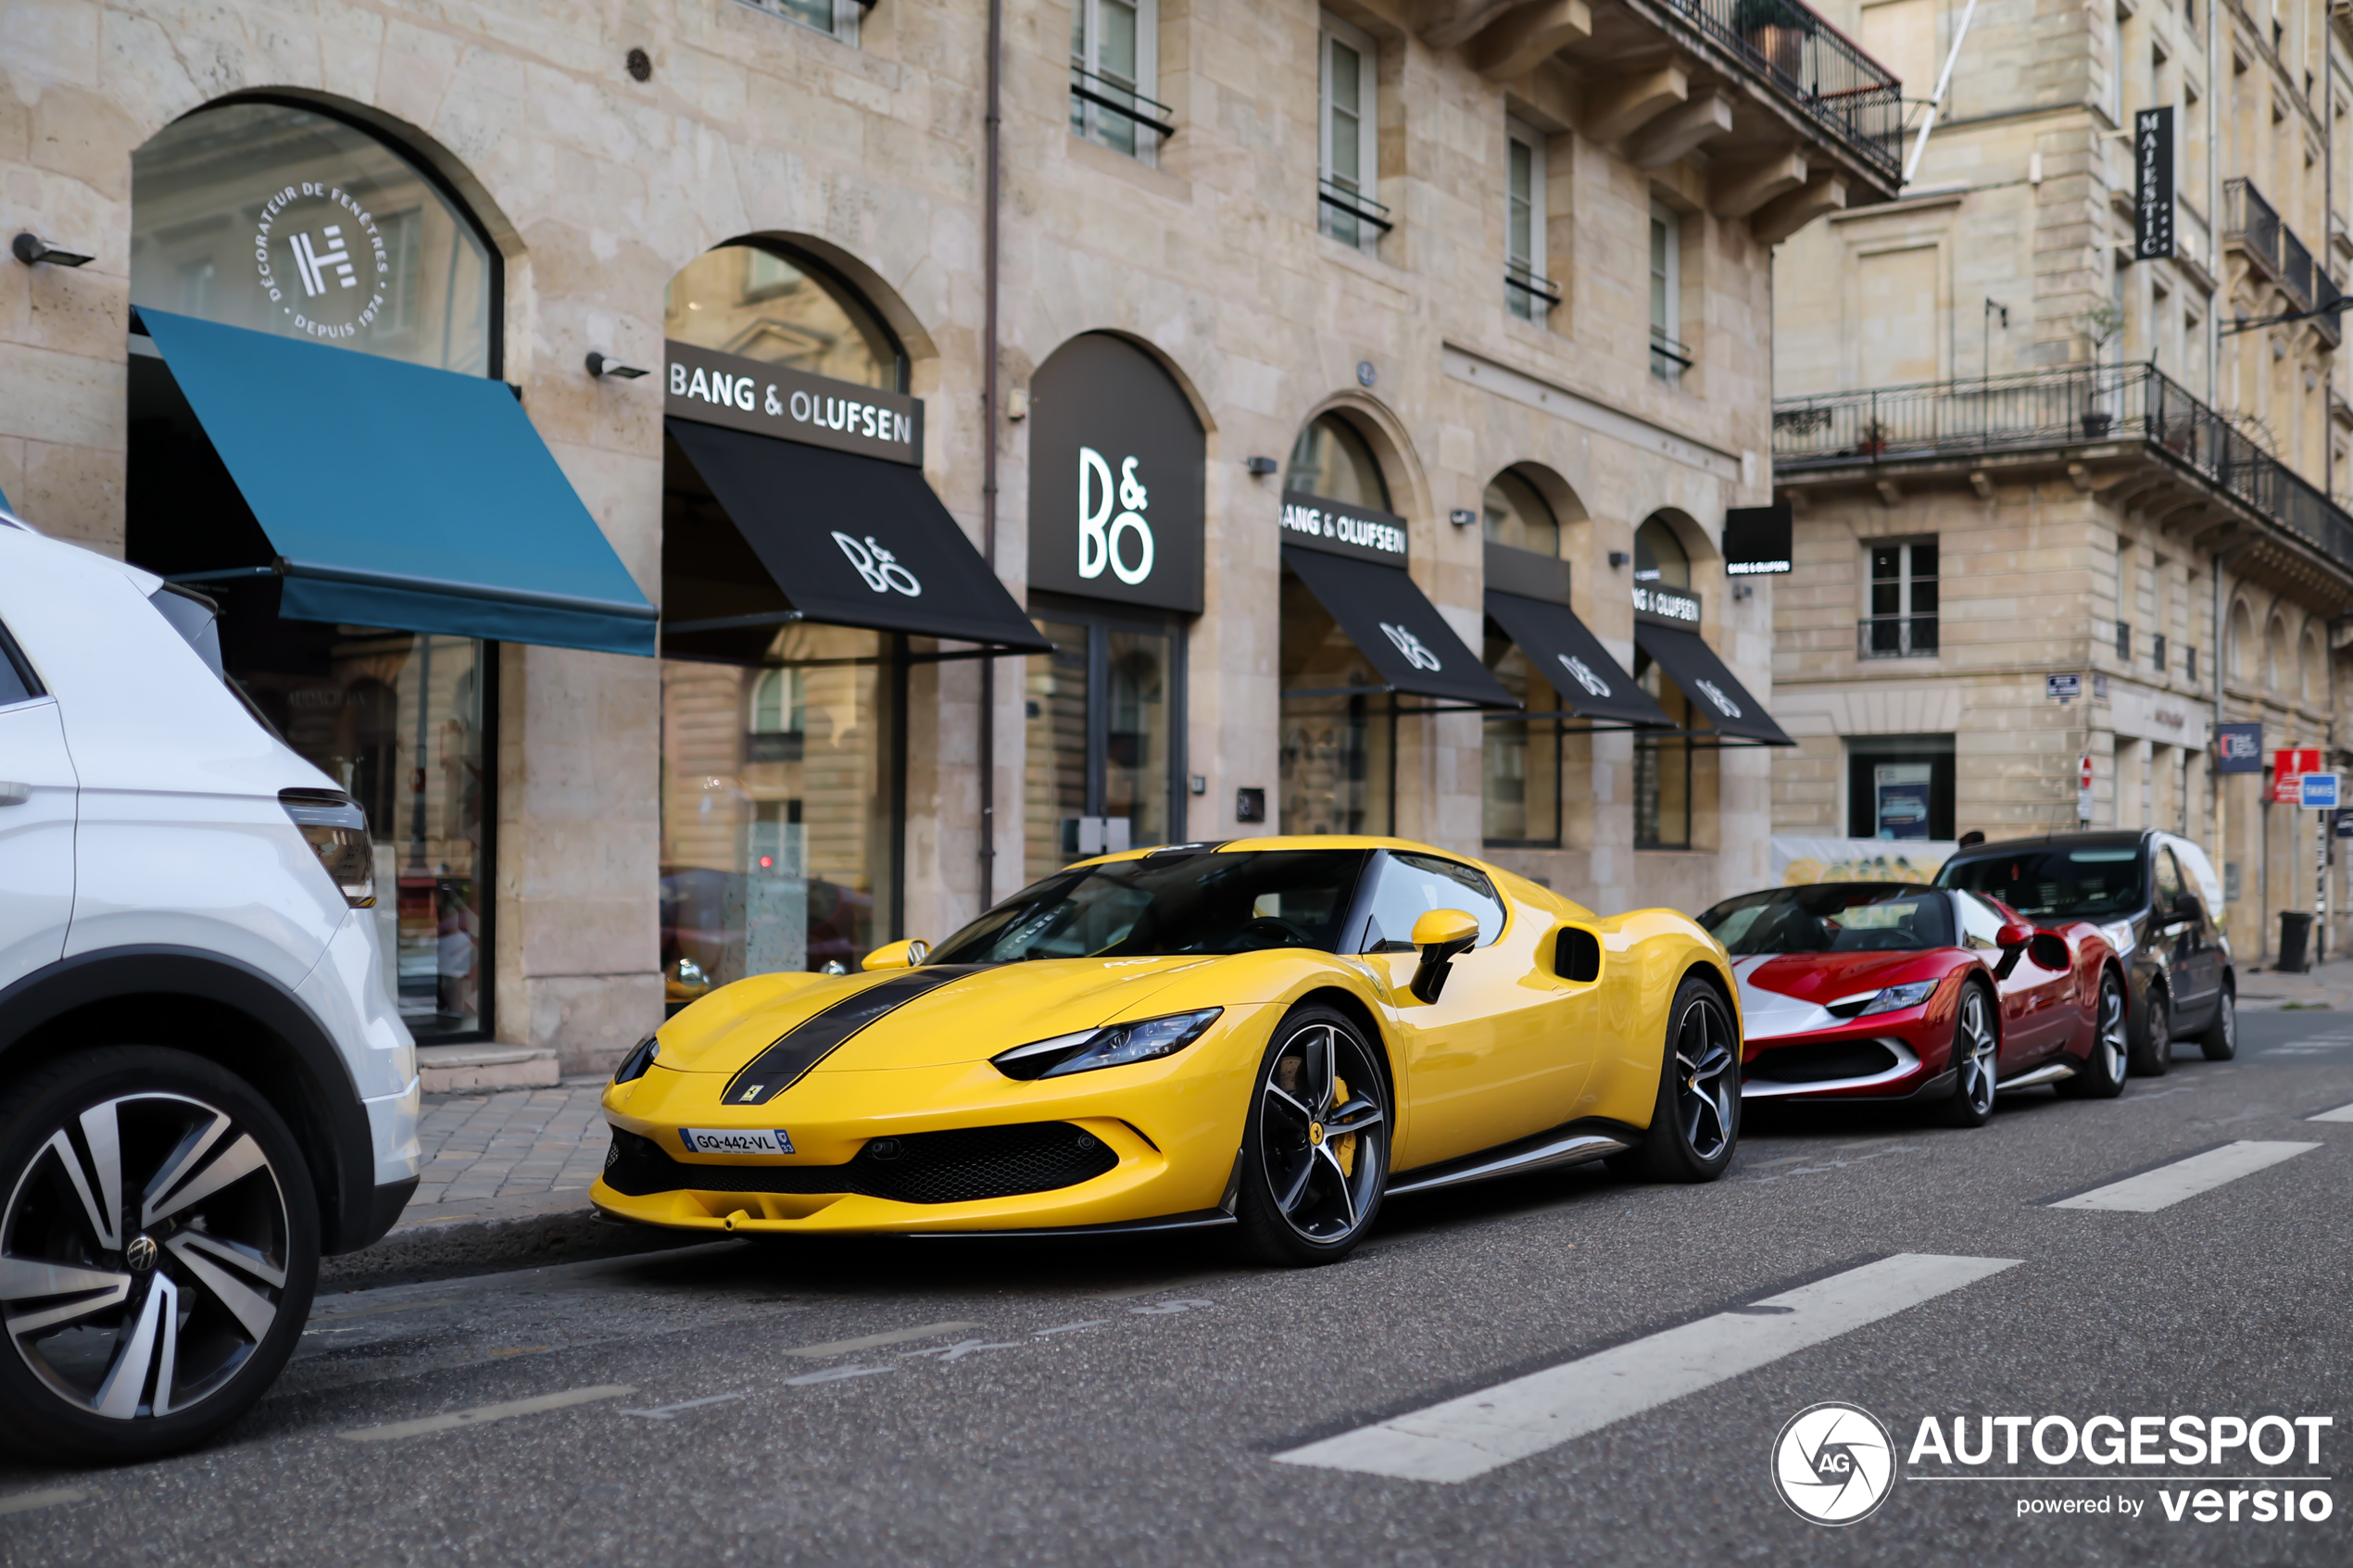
[1903,0,1984,185]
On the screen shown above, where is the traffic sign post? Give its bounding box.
[2301,772,2341,810]
[2303,770,2341,966]
[2077,753,2094,823]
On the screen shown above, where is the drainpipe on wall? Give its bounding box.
[978,0,1004,909]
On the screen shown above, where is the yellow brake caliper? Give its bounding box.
[1329,1075,1355,1177]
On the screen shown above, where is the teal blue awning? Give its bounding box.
[137,308,657,657]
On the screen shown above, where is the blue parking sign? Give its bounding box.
[2301,771,2340,809]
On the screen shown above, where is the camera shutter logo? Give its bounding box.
[1558,653,1611,698]
[1078,447,1156,586]
[1771,1402,1896,1525]
[1692,677,1743,719]
[833,532,923,596]
[1380,623,1442,671]
[253,182,388,342]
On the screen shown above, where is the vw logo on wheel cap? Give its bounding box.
[124,1235,160,1273]
[1771,1402,1896,1524]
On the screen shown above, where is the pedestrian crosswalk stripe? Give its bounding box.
[2049,1140,2319,1212]
[0,1487,88,1516]
[337,1385,635,1442]
[1273,1253,2018,1485]
[2309,1100,2353,1123]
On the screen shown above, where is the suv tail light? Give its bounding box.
[280,789,376,909]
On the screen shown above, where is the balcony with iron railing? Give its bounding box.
[1857,615,1938,659]
[1772,363,2353,577]
[1646,0,1905,189]
[2225,178,2284,279]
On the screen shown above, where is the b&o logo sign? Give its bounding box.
[1028,333,1204,613]
[1558,653,1611,698]
[1692,677,1743,719]
[833,533,921,596]
[1380,623,1441,671]
[254,182,388,343]
[1078,448,1155,586]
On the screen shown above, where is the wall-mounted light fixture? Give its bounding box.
[1448,508,1476,527]
[1608,550,1630,569]
[12,233,94,268]
[1244,456,1278,476]
[585,351,648,380]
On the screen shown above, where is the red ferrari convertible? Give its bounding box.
[1694,883,2129,1126]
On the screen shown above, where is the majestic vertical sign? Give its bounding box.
[2134,107,2175,261]
[1026,333,1205,613]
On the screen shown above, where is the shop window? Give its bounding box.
[1318,13,1387,250]
[744,0,862,43]
[1280,570,1393,836]
[1863,539,1937,658]
[1650,201,1687,382]
[1071,0,1163,162]
[1023,607,1183,883]
[1483,468,1558,557]
[1483,629,1562,847]
[1505,119,1553,320]
[1632,649,1692,848]
[661,624,898,997]
[665,243,905,392]
[131,100,495,374]
[1634,515,1690,589]
[1286,413,1390,510]
[129,99,502,1042]
[1846,735,1956,840]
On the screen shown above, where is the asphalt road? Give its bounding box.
[6,1010,2353,1567]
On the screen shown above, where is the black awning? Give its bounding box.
[1633,623,1793,744]
[1281,545,1515,709]
[1484,590,1671,728]
[665,417,1050,659]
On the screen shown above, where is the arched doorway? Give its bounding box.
[1480,468,1566,846]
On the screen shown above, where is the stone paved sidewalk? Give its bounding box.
[411,1079,612,1207]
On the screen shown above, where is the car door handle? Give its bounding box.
[0,782,30,806]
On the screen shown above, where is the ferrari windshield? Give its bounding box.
[1937,846,2145,919]
[1697,884,1955,955]
[925,849,1371,964]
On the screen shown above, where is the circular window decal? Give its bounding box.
[255,182,387,342]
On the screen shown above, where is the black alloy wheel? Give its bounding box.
[2129,986,2173,1077]
[2198,987,2237,1061]
[0,1047,318,1461]
[1608,976,1739,1182]
[2057,971,2129,1098]
[1234,1006,1388,1266]
[1938,982,1999,1127]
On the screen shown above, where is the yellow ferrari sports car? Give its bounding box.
[595,837,1740,1264]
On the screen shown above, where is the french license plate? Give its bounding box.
[678,1127,795,1156]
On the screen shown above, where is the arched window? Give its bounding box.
[2228,601,2253,683]
[1286,413,1390,509]
[2301,631,2322,703]
[665,243,905,392]
[2267,616,2289,691]
[1634,515,1691,589]
[131,100,497,374]
[1483,469,1558,557]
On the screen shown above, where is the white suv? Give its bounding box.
[0,514,418,1461]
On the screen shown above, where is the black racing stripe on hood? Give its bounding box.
[721,967,988,1107]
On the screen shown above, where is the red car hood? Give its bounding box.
[1733,949,1954,1041]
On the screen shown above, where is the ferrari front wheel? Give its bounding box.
[1608,976,1739,1183]
[1234,1006,1389,1267]
[2057,971,2129,1098]
[1937,982,1999,1127]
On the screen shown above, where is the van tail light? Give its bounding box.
[280,789,377,909]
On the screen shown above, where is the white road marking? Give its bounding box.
[2309,1101,2353,1123]
[1089,1271,1239,1301]
[619,1393,745,1420]
[2050,1141,2321,1211]
[0,1487,89,1516]
[1129,1298,1213,1316]
[1274,1253,2019,1484]
[784,1364,893,1386]
[337,1384,635,1442]
[781,1321,979,1360]
[900,1337,1024,1361]
[1032,1319,1110,1336]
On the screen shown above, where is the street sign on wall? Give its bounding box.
[2302,772,2341,810]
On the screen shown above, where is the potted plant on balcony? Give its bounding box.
[1732,0,1815,80]
[1856,418,1890,458]
[2078,302,2123,437]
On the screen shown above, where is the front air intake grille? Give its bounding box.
[602,1123,1118,1204]
[1745,1038,1901,1085]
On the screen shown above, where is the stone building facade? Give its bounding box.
[1770,0,2353,960]
[4,0,1894,1071]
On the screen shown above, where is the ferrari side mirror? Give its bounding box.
[1408,909,1479,1004]
[862,938,931,972]
[1995,922,2033,949]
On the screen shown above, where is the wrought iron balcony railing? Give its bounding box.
[1773,363,2353,576]
[1069,65,1176,152]
[1652,0,1904,188]
[1858,615,1938,659]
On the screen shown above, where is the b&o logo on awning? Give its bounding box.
[1381,623,1441,671]
[834,532,922,596]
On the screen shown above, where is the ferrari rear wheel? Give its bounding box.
[1937,983,1998,1128]
[1234,1006,1388,1267]
[2057,971,2129,1098]
[1607,976,1738,1183]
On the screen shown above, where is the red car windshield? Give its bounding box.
[1697,884,1955,955]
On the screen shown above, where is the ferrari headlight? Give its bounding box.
[1853,980,1939,1017]
[612,1035,661,1084]
[2099,919,2137,960]
[991,1009,1224,1082]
